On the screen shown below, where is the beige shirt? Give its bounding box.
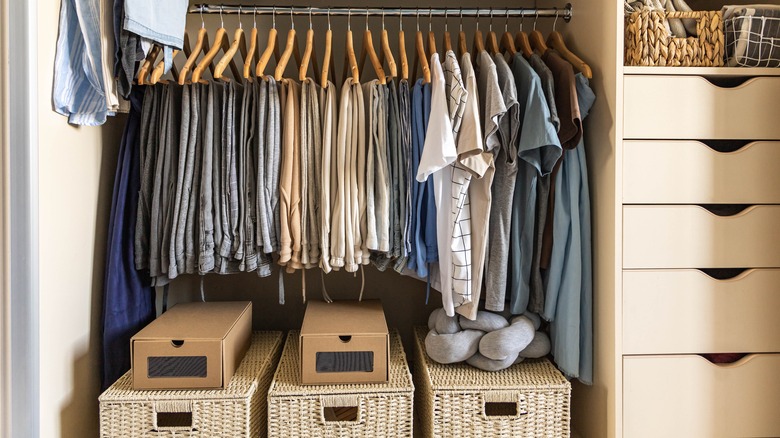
[278,79,303,272]
[319,82,338,273]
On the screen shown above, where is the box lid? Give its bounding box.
[133,301,252,340]
[300,300,388,336]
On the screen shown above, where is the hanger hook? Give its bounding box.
[348,8,352,31]
[272,5,276,29]
[200,5,205,28]
[290,7,294,30]
[382,9,385,30]
[444,8,448,32]
[219,4,224,28]
[534,11,539,31]
[476,8,480,31]
[309,6,313,29]
[416,7,420,32]
[399,8,403,32]
[553,8,559,32]
[489,7,493,32]
[327,7,331,30]
[238,5,243,29]
[505,9,510,32]
[520,8,524,32]
[253,6,257,29]
[429,7,432,33]
[366,7,370,31]
[459,8,463,32]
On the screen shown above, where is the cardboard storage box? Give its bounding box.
[268,330,414,438]
[100,332,283,438]
[299,300,389,385]
[413,327,572,438]
[131,301,252,390]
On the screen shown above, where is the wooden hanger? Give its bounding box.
[274,9,302,81]
[299,8,320,83]
[529,12,548,54]
[547,12,593,78]
[343,10,360,84]
[458,9,468,58]
[499,11,517,56]
[215,7,249,82]
[321,8,337,88]
[243,8,260,79]
[515,14,534,59]
[442,9,452,52]
[358,10,386,84]
[151,35,192,85]
[398,16,409,80]
[486,10,499,55]
[377,11,397,79]
[256,7,282,77]
[137,45,161,85]
[473,20,485,54]
[412,11,431,83]
[178,12,214,84]
[192,7,236,83]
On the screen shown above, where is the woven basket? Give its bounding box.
[99,331,283,438]
[267,330,414,438]
[625,9,725,66]
[413,327,571,438]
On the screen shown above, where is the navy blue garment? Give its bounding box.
[407,79,435,278]
[101,86,155,390]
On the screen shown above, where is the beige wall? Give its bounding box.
[37,0,125,436]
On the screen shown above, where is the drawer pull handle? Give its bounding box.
[697,268,748,280]
[699,204,750,216]
[700,75,753,88]
[698,139,752,153]
[699,353,749,365]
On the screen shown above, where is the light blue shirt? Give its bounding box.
[53,0,110,126]
[508,54,562,315]
[124,0,189,72]
[546,73,595,385]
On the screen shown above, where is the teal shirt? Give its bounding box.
[508,54,562,315]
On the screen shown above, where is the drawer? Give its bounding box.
[623,205,780,268]
[623,140,780,204]
[624,354,780,438]
[623,269,780,354]
[624,75,780,140]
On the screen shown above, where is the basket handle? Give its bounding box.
[152,400,197,432]
[481,391,529,419]
[318,394,365,425]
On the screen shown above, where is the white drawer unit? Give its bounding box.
[623,205,780,269]
[624,354,780,438]
[623,75,780,139]
[623,269,780,354]
[623,140,780,204]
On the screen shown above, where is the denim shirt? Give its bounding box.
[124,0,189,72]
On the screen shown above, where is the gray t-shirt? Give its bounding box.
[484,53,520,312]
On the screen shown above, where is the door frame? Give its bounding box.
[3,0,40,436]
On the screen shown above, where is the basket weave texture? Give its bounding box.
[625,9,725,66]
[99,331,283,438]
[267,330,414,438]
[413,327,572,438]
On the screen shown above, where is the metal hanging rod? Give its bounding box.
[188,4,573,22]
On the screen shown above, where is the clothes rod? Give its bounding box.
[188,4,573,22]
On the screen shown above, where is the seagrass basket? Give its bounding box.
[99,331,283,438]
[625,8,725,66]
[267,330,414,438]
[413,327,571,438]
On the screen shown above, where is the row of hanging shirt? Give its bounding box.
[130,11,594,384]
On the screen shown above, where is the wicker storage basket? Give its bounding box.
[99,331,283,438]
[625,9,725,66]
[267,330,414,438]
[413,327,572,438]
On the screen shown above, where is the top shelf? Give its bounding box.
[624,66,780,77]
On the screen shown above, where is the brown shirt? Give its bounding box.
[541,50,582,268]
